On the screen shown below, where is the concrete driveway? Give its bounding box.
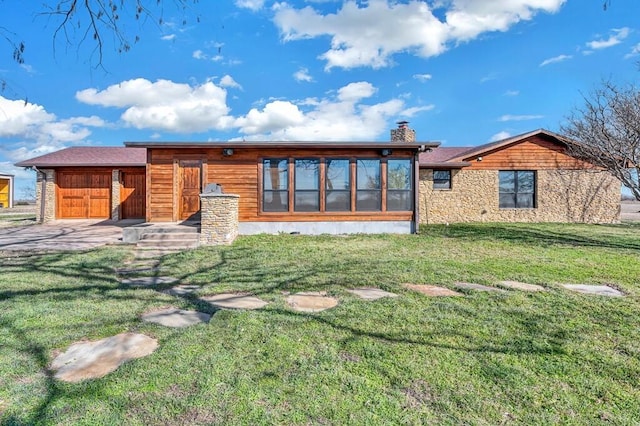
[0,220,139,252]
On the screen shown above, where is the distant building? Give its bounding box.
[0,173,14,209]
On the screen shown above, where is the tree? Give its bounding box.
[1,1,199,93]
[561,80,640,200]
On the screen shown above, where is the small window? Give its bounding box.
[263,159,288,212]
[356,159,381,211]
[499,171,535,208]
[433,170,451,190]
[295,159,320,212]
[387,159,413,211]
[325,159,351,212]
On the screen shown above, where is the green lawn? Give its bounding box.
[1,223,639,425]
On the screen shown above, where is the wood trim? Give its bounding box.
[146,151,152,222]
[319,158,326,212]
[172,159,179,222]
[350,159,356,212]
[413,154,420,233]
[381,160,388,213]
[257,160,263,214]
[288,157,294,213]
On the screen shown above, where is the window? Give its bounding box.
[356,159,381,211]
[295,159,320,212]
[499,171,535,208]
[387,159,413,211]
[325,159,351,211]
[263,159,288,212]
[433,170,451,190]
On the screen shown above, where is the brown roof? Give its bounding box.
[15,147,147,168]
[124,140,440,150]
[419,147,473,167]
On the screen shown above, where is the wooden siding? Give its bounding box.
[464,135,594,170]
[147,147,415,222]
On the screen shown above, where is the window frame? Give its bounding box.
[356,158,382,212]
[498,170,536,209]
[294,158,321,212]
[432,169,452,190]
[325,158,352,212]
[386,158,413,211]
[262,158,289,212]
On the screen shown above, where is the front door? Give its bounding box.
[179,160,202,220]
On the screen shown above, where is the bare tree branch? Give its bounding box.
[562,80,640,200]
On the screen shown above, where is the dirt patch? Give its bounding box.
[402,379,435,409]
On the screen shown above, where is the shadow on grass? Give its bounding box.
[422,223,640,251]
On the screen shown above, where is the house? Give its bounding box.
[0,173,14,209]
[419,129,620,224]
[15,125,621,235]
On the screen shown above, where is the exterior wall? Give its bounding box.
[200,193,239,245]
[239,221,414,235]
[147,147,416,224]
[0,175,13,208]
[419,169,620,224]
[111,169,121,221]
[36,169,56,223]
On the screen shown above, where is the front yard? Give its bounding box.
[1,223,639,424]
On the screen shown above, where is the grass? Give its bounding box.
[0,214,36,227]
[1,222,640,424]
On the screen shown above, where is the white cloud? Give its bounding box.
[233,81,417,141]
[413,73,432,82]
[273,0,566,70]
[219,75,242,89]
[161,34,176,41]
[499,114,543,122]
[293,67,313,82]
[400,105,435,117]
[193,50,207,60]
[490,131,512,142]
[539,54,572,67]
[236,0,265,11]
[586,27,630,50]
[76,78,233,133]
[504,90,519,96]
[625,43,640,59]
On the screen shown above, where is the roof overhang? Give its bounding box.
[420,162,472,169]
[124,141,440,151]
[15,161,146,168]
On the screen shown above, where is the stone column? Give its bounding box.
[111,169,121,221]
[199,193,240,245]
[36,169,56,223]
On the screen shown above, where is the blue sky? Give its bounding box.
[1,0,640,196]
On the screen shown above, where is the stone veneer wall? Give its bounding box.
[111,170,120,221]
[36,169,56,223]
[419,169,620,224]
[200,193,240,245]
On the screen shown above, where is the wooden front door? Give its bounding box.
[57,171,111,219]
[179,160,202,220]
[120,170,146,219]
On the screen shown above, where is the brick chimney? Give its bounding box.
[390,120,416,142]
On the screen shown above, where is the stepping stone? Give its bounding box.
[346,287,398,300]
[200,293,268,310]
[497,281,545,292]
[454,282,506,293]
[50,333,158,383]
[141,307,211,327]
[561,284,624,297]
[286,291,339,312]
[404,284,462,297]
[116,265,159,275]
[163,285,200,297]
[120,276,179,287]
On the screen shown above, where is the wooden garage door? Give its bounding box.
[120,170,146,219]
[57,171,111,219]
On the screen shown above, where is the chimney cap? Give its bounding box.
[396,120,409,126]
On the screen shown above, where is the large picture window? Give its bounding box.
[499,171,535,208]
[294,159,320,212]
[356,159,381,211]
[325,159,351,211]
[263,159,288,212]
[387,159,412,211]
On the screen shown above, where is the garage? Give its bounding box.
[56,170,112,219]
